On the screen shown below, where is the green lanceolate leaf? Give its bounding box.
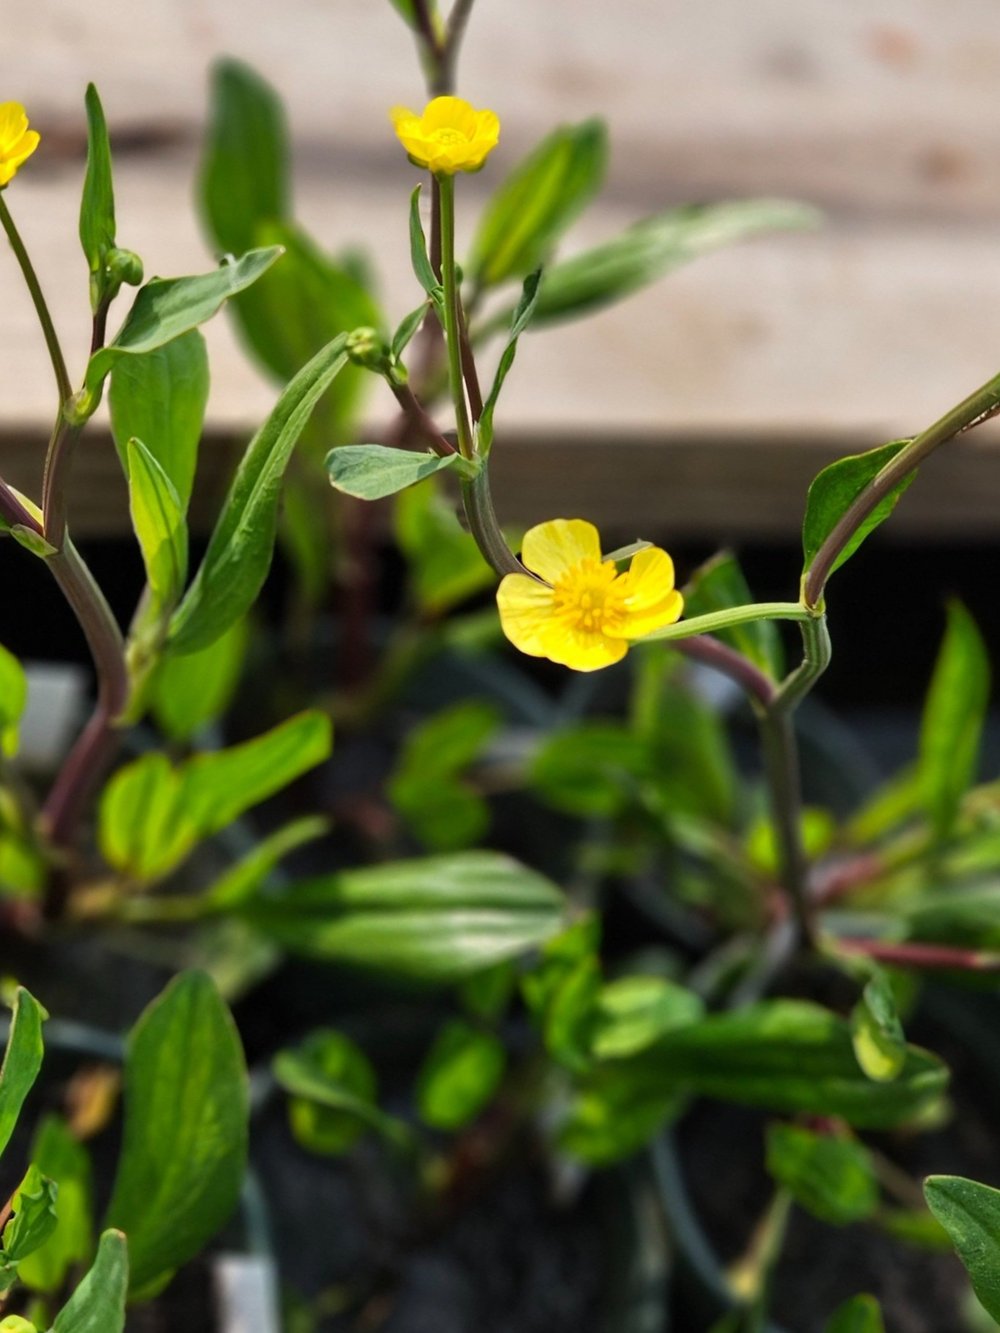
[149,614,248,743]
[591,976,704,1060]
[925,1175,1000,1324]
[919,601,990,842]
[477,270,541,455]
[527,199,818,325]
[205,816,329,908]
[1,1165,58,1267]
[125,439,188,612]
[274,1031,411,1154]
[389,701,499,852]
[79,84,115,305]
[825,1295,885,1333]
[243,851,566,983]
[0,642,27,757]
[200,59,288,256]
[851,970,906,1083]
[801,439,916,583]
[577,1000,946,1134]
[409,186,442,305]
[50,1230,128,1333]
[86,248,282,397]
[326,443,462,500]
[468,120,607,289]
[105,973,248,1298]
[16,1115,93,1294]
[0,988,45,1158]
[765,1123,878,1226]
[99,712,332,882]
[416,1020,506,1130]
[683,550,784,678]
[168,334,349,653]
[108,331,209,511]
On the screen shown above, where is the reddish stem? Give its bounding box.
[836,937,1000,973]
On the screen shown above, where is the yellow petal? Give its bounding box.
[0,102,28,152]
[520,518,601,584]
[539,625,628,672]
[422,96,477,134]
[621,547,675,608]
[619,588,685,639]
[496,573,556,657]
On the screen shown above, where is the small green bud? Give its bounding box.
[345,326,391,372]
[1,1316,39,1332]
[107,246,144,288]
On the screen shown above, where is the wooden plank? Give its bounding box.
[3,0,1000,537]
[3,424,998,542]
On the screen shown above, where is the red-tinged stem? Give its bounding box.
[388,381,456,456]
[675,635,777,709]
[835,937,1000,973]
[813,852,885,906]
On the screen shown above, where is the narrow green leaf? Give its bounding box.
[125,439,187,611]
[16,1116,93,1294]
[409,186,441,300]
[200,59,288,256]
[206,816,329,908]
[416,1020,506,1130]
[168,334,348,653]
[469,121,607,288]
[920,602,990,841]
[925,1175,1000,1324]
[388,701,498,851]
[326,443,461,500]
[0,988,45,1159]
[149,615,248,743]
[851,971,906,1083]
[97,753,192,881]
[98,712,332,881]
[86,248,282,396]
[1,1165,57,1266]
[79,84,115,300]
[391,301,430,362]
[478,270,541,454]
[50,1230,128,1333]
[591,976,704,1059]
[105,973,248,1298]
[0,643,28,758]
[108,331,209,511]
[274,1033,410,1153]
[526,200,818,325]
[825,1295,885,1333]
[766,1123,878,1226]
[575,1000,947,1132]
[683,550,784,678]
[802,440,916,581]
[243,851,567,983]
[178,710,332,838]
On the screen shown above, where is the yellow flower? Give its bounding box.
[0,103,40,187]
[390,96,499,175]
[497,519,684,672]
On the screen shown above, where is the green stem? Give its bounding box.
[756,703,815,948]
[772,612,831,713]
[741,1190,793,1333]
[804,369,1000,607]
[0,192,72,403]
[642,602,811,643]
[460,470,523,577]
[41,417,84,550]
[436,173,474,460]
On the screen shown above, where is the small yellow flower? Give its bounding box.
[0,103,40,187]
[497,519,684,672]
[390,96,499,175]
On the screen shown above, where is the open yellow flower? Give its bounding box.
[390,96,499,175]
[0,103,40,187]
[497,519,684,672]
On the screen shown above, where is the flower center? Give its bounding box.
[551,558,626,636]
[429,127,468,146]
